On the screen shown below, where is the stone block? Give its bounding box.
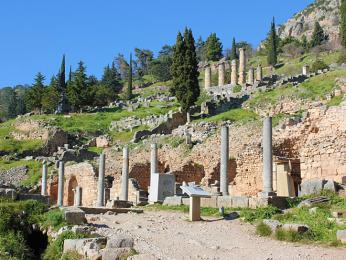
[201,196,218,208]
[282,223,309,233]
[332,211,346,218]
[231,196,249,208]
[149,173,175,203]
[106,235,134,248]
[323,180,336,192]
[63,237,107,254]
[309,207,318,214]
[263,219,282,232]
[217,196,232,208]
[101,248,132,260]
[182,197,190,206]
[300,179,325,196]
[163,196,182,206]
[337,230,346,243]
[128,253,159,260]
[64,207,87,225]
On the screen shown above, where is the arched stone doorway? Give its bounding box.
[67,176,78,206]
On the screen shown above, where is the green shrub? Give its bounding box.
[241,206,281,223]
[337,51,346,64]
[232,85,242,93]
[41,209,67,231]
[311,59,328,73]
[275,228,304,242]
[61,250,83,260]
[0,231,29,259]
[43,231,90,260]
[256,222,272,237]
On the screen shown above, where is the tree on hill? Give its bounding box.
[310,21,326,48]
[301,35,309,51]
[101,62,122,93]
[267,17,278,66]
[42,76,60,113]
[149,44,173,82]
[341,0,346,48]
[230,37,237,60]
[125,53,133,100]
[25,72,45,113]
[195,36,205,62]
[67,61,89,112]
[171,28,200,112]
[114,54,129,80]
[56,55,68,113]
[134,48,153,76]
[204,33,223,61]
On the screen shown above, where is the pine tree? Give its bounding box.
[102,62,121,94]
[311,22,326,48]
[195,36,205,62]
[267,17,278,66]
[67,61,89,111]
[171,28,200,112]
[341,0,346,48]
[42,76,60,113]
[25,72,45,112]
[230,37,237,60]
[204,33,223,61]
[125,53,133,100]
[301,35,309,51]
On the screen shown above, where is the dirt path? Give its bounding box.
[87,210,346,260]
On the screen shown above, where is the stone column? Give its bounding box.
[238,48,246,85]
[256,65,263,82]
[41,161,48,196]
[120,146,129,201]
[231,60,238,85]
[57,161,64,207]
[248,67,255,85]
[218,62,225,86]
[74,186,82,207]
[220,126,229,195]
[302,65,309,76]
[262,117,273,194]
[97,153,106,207]
[204,66,211,89]
[150,143,158,176]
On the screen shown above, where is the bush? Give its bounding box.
[61,250,83,260]
[41,209,67,230]
[0,231,29,259]
[311,59,328,73]
[337,51,346,64]
[43,231,90,260]
[241,206,281,223]
[256,222,272,237]
[232,85,242,93]
[275,229,303,242]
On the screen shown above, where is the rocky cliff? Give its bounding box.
[278,0,341,45]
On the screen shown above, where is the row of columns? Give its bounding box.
[205,62,263,89]
[45,117,274,206]
[219,117,273,196]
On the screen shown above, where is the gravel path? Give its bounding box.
[87,210,346,260]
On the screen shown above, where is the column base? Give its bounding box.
[258,191,277,198]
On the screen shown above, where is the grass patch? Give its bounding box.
[233,85,242,93]
[200,108,259,123]
[40,209,67,231]
[86,146,104,154]
[240,206,281,223]
[256,222,272,236]
[327,94,344,107]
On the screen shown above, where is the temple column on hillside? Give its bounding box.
[41,161,48,196]
[220,126,229,195]
[238,48,246,85]
[120,146,129,201]
[302,65,309,76]
[74,186,82,207]
[231,60,238,85]
[149,143,158,203]
[256,65,263,82]
[248,67,255,85]
[218,62,225,86]
[204,65,211,89]
[57,161,65,207]
[262,117,275,196]
[97,153,106,207]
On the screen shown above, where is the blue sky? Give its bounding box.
[0,0,313,87]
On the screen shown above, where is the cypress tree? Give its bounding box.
[57,55,66,92]
[25,72,45,112]
[341,0,346,48]
[311,22,325,48]
[125,53,133,100]
[267,17,278,66]
[171,28,200,112]
[67,61,88,112]
[230,37,237,60]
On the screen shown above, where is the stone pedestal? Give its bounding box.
[220,126,229,195]
[231,60,238,85]
[120,146,129,201]
[238,48,246,85]
[57,161,64,207]
[41,161,48,196]
[302,65,309,76]
[97,153,106,207]
[149,173,175,203]
[248,67,255,85]
[262,117,273,193]
[204,66,211,89]
[218,62,225,86]
[189,196,201,221]
[256,65,263,82]
[74,186,82,207]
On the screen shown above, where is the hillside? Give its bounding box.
[278,0,341,45]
